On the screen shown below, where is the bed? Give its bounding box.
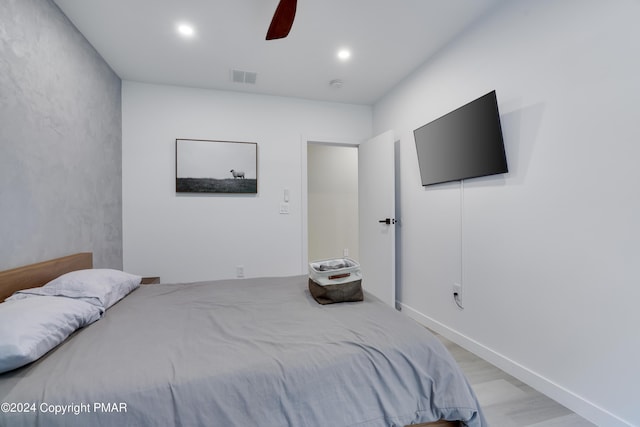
[0,253,486,427]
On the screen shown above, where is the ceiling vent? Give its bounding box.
[231,69,257,84]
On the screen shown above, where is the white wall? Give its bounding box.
[373,1,640,426]
[122,82,371,283]
[307,144,359,262]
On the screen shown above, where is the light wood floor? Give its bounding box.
[434,333,597,427]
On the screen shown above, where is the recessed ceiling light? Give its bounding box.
[177,23,195,38]
[337,49,351,61]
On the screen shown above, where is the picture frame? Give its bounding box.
[176,139,258,194]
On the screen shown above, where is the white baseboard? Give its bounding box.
[397,302,634,427]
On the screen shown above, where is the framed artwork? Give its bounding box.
[176,139,258,194]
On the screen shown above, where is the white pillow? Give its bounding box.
[8,269,141,310]
[0,296,102,374]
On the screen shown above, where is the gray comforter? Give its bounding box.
[0,276,486,427]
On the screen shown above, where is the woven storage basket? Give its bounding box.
[308,258,363,304]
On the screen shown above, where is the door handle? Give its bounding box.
[378,218,396,225]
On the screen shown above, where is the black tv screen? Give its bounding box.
[413,90,508,186]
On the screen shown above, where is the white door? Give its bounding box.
[358,130,396,307]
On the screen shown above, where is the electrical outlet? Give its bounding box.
[236,265,244,278]
[452,283,462,295]
[343,248,349,257]
[453,283,463,308]
[279,202,290,214]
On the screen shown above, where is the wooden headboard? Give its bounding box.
[0,253,92,302]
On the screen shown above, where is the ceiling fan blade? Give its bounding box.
[266,0,297,40]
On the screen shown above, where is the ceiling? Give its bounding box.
[53,0,506,105]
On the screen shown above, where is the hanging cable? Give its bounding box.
[455,180,464,310]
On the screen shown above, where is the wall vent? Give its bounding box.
[231,69,257,84]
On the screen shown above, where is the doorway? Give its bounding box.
[306,142,359,263]
[301,131,396,307]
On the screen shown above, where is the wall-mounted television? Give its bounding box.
[413,90,508,186]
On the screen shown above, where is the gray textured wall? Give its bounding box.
[0,0,122,270]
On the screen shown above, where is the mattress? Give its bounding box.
[0,275,486,427]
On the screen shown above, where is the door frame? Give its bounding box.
[300,135,361,273]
